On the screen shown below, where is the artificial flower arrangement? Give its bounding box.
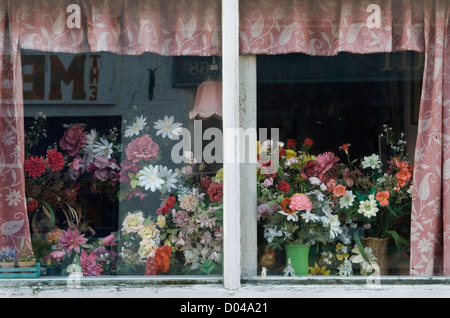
[257,125,413,275]
[41,228,117,276]
[0,247,17,266]
[117,162,223,275]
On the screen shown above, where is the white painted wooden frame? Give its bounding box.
[222,0,241,290]
[222,0,258,289]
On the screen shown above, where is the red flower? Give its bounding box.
[24,156,47,177]
[59,124,87,157]
[286,139,297,148]
[46,149,64,172]
[277,180,290,193]
[207,182,223,203]
[156,196,177,215]
[27,199,39,212]
[145,245,172,275]
[303,138,314,148]
[125,134,159,163]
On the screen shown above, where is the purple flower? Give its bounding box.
[58,228,87,254]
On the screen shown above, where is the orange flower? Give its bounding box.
[280,197,293,214]
[145,245,172,275]
[396,167,412,182]
[339,143,351,155]
[375,191,390,206]
[333,184,347,197]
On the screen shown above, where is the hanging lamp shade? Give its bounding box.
[189,80,222,120]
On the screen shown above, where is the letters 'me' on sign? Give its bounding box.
[22,52,116,104]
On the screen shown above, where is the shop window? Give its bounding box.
[256,51,424,277]
[22,51,223,277]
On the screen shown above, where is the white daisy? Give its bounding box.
[92,137,113,159]
[339,190,356,209]
[357,194,379,218]
[153,115,183,139]
[124,115,147,138]
[278,210,299,222]
[85,129,98,145]
[158,166,179,193]
[138,165,164,192]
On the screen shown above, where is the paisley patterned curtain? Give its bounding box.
[409,0,450,276]
[0,1,32,251]
[0,0,449,276]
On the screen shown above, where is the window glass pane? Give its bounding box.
[256,52,423,277]
[23,51,223,277]
[14,0,224,277]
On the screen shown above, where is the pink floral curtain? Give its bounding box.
[239,0,424,55]
[0,0,449,276]
[409,0,450,276]
[0,2,32,252]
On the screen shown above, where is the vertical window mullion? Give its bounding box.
[222,0,241,290]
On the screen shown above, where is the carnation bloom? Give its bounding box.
[58,228,87,254]
[289,193,312,212]
[375,191,390,206]
[59,124,87,156]
[46,149,64,172]
[125,134,159,163]
[79,250,103,276]
[24,156,47,177]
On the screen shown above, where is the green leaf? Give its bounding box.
[41,201,55,230]
[199,259,216,275]
[353,232,372,265]
[143,214,153,226]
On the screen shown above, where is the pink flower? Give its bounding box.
[289,193,312,212]
[59,124,87,157]
[332,184,347,197]
[58,228,87,254]
[125,134,159,163]
[315,152,340,182]
[101,234,116,246]
[50,250,65,261]
[79,250,103,276]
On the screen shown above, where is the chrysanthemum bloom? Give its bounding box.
[80,250,103,276]
[375,191,390,206]
[59,124,87,156]
[46,228,63,244]
[289,193,312,212]
[58,228,87,254]
[24,156,47,177]
[180,193,199,212]
[46,149,64,172]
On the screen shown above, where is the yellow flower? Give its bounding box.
[285,149,297,159]
[214,168,223,182]
[336,243,350,261]
[309,263,331,275]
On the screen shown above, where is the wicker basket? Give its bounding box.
[362,237,389,276]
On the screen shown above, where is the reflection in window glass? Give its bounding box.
[257,52,423,277]
[23,52,223,276]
